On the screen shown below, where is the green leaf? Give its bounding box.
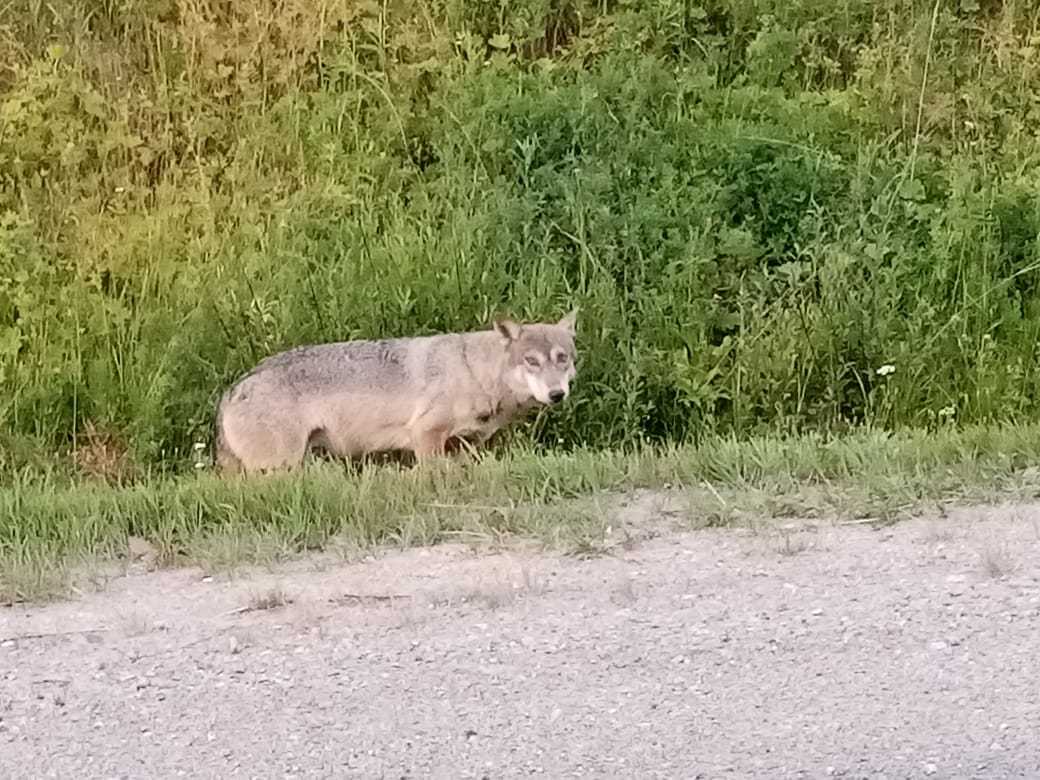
[897,178,926,202]
[80,90,107,120]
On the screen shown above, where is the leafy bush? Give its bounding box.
[2,0,1040,474]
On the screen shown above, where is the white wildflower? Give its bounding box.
[876,364,896,377]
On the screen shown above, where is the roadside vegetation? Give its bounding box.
[6,424,1040,601]
[3,0,1040,599]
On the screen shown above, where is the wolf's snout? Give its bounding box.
[548,389,566,404]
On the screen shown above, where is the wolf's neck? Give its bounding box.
[460,331,524,406]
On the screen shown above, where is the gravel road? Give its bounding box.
[3,496,1040,778]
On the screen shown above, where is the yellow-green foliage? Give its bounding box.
[3,0,1040,473]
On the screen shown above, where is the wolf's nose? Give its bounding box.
[549,390,565,404]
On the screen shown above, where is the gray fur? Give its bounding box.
[215,311,579,474]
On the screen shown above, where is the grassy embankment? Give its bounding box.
[2,1,1040,599]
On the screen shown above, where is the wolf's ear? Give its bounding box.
[494,319,522,342]
[558,308,578,334]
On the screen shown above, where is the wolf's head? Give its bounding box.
[495,309,579,406]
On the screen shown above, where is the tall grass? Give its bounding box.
[2,0,1040,475]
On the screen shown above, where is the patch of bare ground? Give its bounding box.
[2,496,1039,777]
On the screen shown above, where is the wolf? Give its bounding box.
[214,310,578,474]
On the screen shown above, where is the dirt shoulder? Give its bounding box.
[3,498,1039,778]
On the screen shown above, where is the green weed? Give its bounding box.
[1,1,1040,473]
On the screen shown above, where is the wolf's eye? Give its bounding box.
[524,355,541,368]
[555,352,570,365]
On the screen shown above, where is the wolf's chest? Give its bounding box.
[453,396,514,439]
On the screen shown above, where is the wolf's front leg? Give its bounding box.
[411,428,450,462]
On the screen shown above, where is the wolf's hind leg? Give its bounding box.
[229,421,310,474]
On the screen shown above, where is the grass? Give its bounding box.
[6,3,1040,610]
[4,1,1040,471]
[243,586,293,613]
[4,422,1040,603]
